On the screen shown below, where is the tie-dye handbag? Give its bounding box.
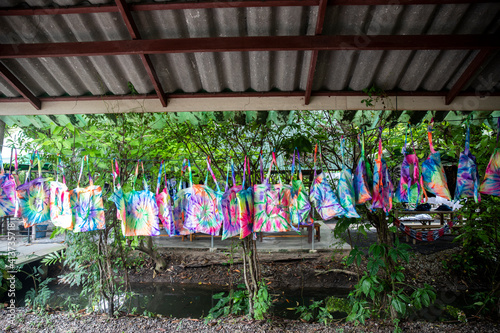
[70,156,105,232]
[49,154,73,230]
[253,152,292,232]
[371,128,394,213]
[309,144,345,220]
[156,161,175,236]
[236,156,254,239]
[289,149,312,227]
[480,118,500,197]
[395,125,427,205]
[422,119,451,200]
[184,157,224,236]
[221,159,243,240]
[17,151,51,228]
[354,131,372,205]
[112,161,160,237]
[338,136,360,218]
[172,159,194,236]
[0,148,19,218]
[455,121,480,202]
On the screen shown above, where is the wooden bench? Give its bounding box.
[257,222,321,243]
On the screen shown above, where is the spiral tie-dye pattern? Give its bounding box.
[371,128,393,213]
[480,118,500,197]
[309,143,345,220]
[455,122,480,202]
[289,149,312,228]
[421,119,451,200]
[338,136,360,218]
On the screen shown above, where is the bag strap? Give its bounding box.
[464,120,470,155]
[206,156,221,192]
[341,136,346,168]
[56,153,66,184]
[242,156,247,188]
[77,155,92,187]
[177,159,191,191]
[111,158,120,189]
[156,160,164,195]
[259,152,264,183]
[133,160,147,191]
[378,127,383,160]
[290,149,296,183]
[496,117,500,148]
[0,150,3,175]
[427,118,436,154]
[225,159,230,191]
[265,151,282,184]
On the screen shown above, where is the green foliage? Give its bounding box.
[443,305,467,323]
[294,300,333,325]
[41,250,65,266]
[0,252,22,299]
[205,286,249,322]
[253,281,272,320]
[24,265,54,312]
[344,235,436,326]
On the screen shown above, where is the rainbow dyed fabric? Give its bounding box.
[422,152,451,200]
[290,179,312,226]
[0,173,18,218]
[236,186,254,238]
[371,135,393,213]
[49,181,73,230]
[253,182,292,232]
[455,128,480,202]
[338,168,360,218]
[70,185,105,232]
[395,153,426,205]
[309,173,345,220]
[354,157,372,205]
[184,184,224,236]
[221,185,243,240]
[17,177,51,228]
[110,187,161,237]
[480,148,500,197]
[172,187,194,236]
[157,189,175,237]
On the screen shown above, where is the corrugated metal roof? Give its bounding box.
[0,1,498,102]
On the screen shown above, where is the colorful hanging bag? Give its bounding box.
[221,159,243,240]
[236,156,254,239]
[309,144,345,220]
[17,151,51,228]
[184,157,224,236]
[395,125,427,205]
[156,161,175,236]
[455,120,480,202]
[253,151,292,232]
[353,130,373,205]
[290,149,313,227]
[172,159,194,236]
[338,136,360,218]
[49,154,73,230]
[479,118,500,197]
[70,156,105,232]
[0,148,19,218]
[371,128,394,213]
[113,161,161,237]
[421,119,452,200]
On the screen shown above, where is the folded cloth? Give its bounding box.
[415,203,431,211]
[435,204,452,211]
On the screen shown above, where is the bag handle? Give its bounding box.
[133,160,148,191]
[427,118,436,154]
[265,151,282,184]
[259,152,264,183]
[56,153,66,184]
[205,156,221,192]
[225,159,230,191]
[156,160,164,195]
[111,158,120,189]
[290,148,303,183]
[8,147,18,177]
[341,136,346,168]
[378,127,383,160]
[77,155,92,187]
[27,150,42,182]
[177,159,192,192]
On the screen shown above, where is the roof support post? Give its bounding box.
[0,62,41,110]
[115,0,168,107]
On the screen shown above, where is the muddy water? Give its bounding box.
[34,282,350,319]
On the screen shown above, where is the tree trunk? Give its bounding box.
[241,237,261,318]
[137,237,167,271]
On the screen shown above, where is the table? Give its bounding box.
[394,210,454,226]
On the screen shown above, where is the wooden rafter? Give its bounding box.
[0,62,41,110]
[115,0,168,107]
[0,34,497,59]
[445,49,494,105]
[304,0,328,105]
